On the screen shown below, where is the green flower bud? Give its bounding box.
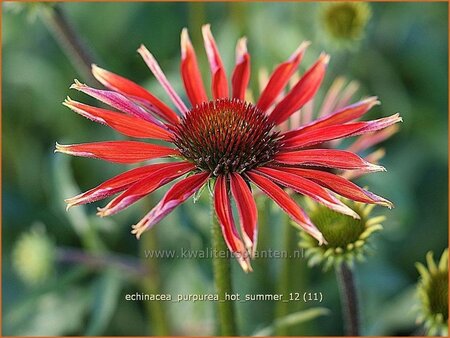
[299,199,383,270]
[416,249,448,336]
[12,224,56,286]
[319,2,372,47]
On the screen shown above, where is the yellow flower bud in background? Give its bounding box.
[12,224,56,286]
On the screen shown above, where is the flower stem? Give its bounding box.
[335,262,360,336]
[39,4,98,84]
[211,197,238,336]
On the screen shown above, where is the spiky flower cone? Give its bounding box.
[416,249,449,336]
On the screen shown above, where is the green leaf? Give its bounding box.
[365,286,417,335]
[207,177,216,196]
[52,155,106,251]
[85,269,123,335]
[193,181,207,203]
[4,269,91,336]
[252,307,330,336]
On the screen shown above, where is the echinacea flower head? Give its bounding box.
[416,249,448,336]
[299,199,384,270]
[56,25,401,272]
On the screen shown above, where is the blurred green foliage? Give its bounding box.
[3,2,448,336]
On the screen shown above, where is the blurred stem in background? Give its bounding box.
[56,247,147,277]
[38,4,98,84]
[210,197,238,336]
[255,197,272,289]
[229,2,248,36]
[335,262,360,336]
[275,213,294,336]
[188,2,206,46]
[140,231,171,335]
[275,213,312,335]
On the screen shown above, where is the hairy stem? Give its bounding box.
[335,262,360,336]
[211,197,238,336]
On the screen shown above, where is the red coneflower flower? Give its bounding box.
[56,25,401,272]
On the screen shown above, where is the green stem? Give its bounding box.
[335,262,360,336]
[39,4,98,84]
[275,212,311,335]
[275,213,291,336]
[211,197,238,336]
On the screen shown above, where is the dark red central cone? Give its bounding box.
[173,98,281,176]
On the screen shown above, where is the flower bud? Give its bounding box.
[12,224,56,286]
[299,198,384,270]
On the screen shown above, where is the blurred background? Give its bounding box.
[2,2,448,336]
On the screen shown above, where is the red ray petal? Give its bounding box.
[131,172,210,239]
[55,141,179,164]
[282,114,402,149]
[281,167,393,208]
[347,124,399,153]
[138,45,189,115]
[335,80,360,111]
[283,123,365,149]
[342,149,386,180]
[63,98,173,141]
[70,80,162,125]
[97,162,195,216]
[180,28,208,106]
[255,167,359,218]
[65,162,181,208]
[91,65,180,124]
[275,149,385,172]
[317,77,347,117]
[202,24,229,99]
[246,171,324,244]
[231,37,251,101]
[257,42,310,111]
[229,173,258,255]
[291,97,380,134]
[215,175,252,272]
[270,53,329,125]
